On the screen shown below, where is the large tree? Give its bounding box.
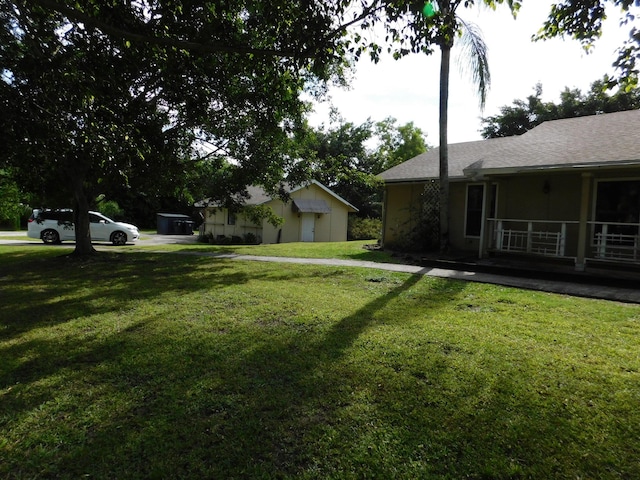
[0,0,365,255]
[289,117,427,218]
[537,0,640,89]
[373,117,429,172]
[369,0,519,251]
[481,79,640,138]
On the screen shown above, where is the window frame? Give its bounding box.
[464,183,497,238]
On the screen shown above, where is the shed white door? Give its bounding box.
[301,213,315,242]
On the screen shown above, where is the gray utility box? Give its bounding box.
[156,213,194,235]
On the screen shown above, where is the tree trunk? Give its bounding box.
[72,176,96,256]
[439,44,451,253]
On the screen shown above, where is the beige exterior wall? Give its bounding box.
[202,183,354,244]
[262,184,352,243]
[382,183,425,248]
[383,173,589,254]
[491,173,584,257]
[201,208,262,241]
[382,181,474,251]
[496,174,582,221]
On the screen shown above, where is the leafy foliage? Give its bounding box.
[0,170,25,223]
[290,117,427,219]
[0,0,354,253]
[536,0,640,88]
[373,117,429,171]
[481,79,640,138]
[348,216,382,240]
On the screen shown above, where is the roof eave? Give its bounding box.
[465,159,640,178]
[382,175,471,185]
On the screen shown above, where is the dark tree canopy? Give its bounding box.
[536,0,640,88]
[373,117,429,172]
[480,79,640,138]
[288,117,427,219]
[0,0,357,254]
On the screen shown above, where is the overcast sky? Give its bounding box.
[307,1,635,145]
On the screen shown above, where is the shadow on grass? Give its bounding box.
[1,251,638,479]
[0,250,304,339]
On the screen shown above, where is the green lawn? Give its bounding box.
[1,245,639,479]
[140,238,395,262]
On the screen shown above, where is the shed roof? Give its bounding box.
[196,180,358,212]
[157,213,192,219]
[292,198,331,213]
[379,109,640,183]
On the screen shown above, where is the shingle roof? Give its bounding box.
[196,180,358,212]
[380,110,640,183]
[379,136,519,182]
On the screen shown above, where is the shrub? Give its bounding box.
[243,232,258,244]
[348,216,381,241]
[95,195,124,219]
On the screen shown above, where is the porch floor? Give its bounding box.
[413,250,640,291]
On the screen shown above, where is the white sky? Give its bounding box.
[308,1,636,145]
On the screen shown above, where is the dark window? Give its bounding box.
[596,180,640,224]
[40,209,73,223]
[465,185,484,237]
[595,180,640,237]
[227,212,236,225]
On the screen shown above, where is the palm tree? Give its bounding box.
[432,1,491,252]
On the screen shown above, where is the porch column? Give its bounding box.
[575,173,592,271]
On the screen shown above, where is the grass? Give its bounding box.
[2,232,390,261]
[1,245,639,479]
[140,239,396,263]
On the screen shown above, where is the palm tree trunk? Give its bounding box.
[439,44,451,253]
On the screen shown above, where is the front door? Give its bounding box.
[301,213,315,242]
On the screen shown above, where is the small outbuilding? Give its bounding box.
[156,213,194,235]
[198,180,358,244]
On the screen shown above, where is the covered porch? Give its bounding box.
[485,218,640,267]
[474,173,640,272]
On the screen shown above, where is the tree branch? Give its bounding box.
[32,0,301,58]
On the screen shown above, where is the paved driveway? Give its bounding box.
[0,231,198,246]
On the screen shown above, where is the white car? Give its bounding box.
[27,209,140,245]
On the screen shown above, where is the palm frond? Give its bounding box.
[456,18,491,110]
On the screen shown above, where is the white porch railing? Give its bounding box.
[590,222,640,262]
[491,219,573,257]
[488,219,640,264]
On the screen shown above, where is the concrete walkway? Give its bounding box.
[192,253,640,304]
[3,231,639,303]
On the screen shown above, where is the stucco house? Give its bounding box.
[379,109,640,271]
[198,180,358,244]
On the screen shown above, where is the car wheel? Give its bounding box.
[41,229,60,244]
[111,231,127,246]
